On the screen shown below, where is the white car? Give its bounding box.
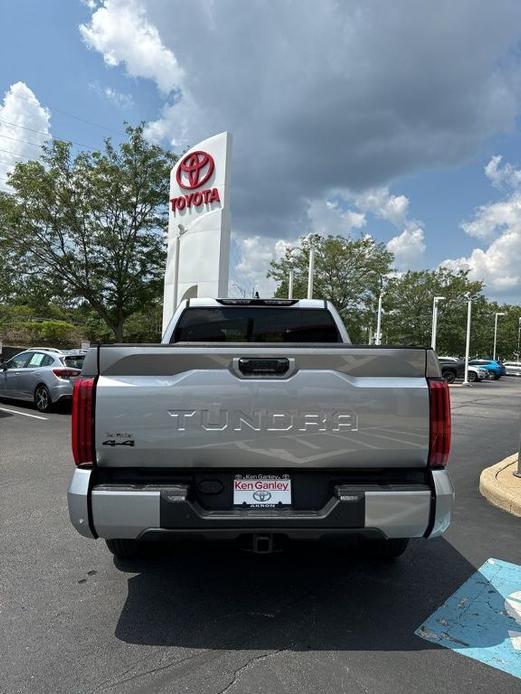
[503,360,521,376]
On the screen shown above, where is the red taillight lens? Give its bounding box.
[72,377,95,467]
[53,368,81,379]
[427,377,451,468]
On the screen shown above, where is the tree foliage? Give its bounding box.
[268,236,521,357]
[268,234,393,342]
[0,125,176,340]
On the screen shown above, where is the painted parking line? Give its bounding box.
[0,406,48,420]
[416,558,521,679]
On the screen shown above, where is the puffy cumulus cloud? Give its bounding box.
[0,82,51,189]
[484,154,521,190]
[443,156,521,296]
[81,1,521,240]
[348,186,426,269]
[306,198,366,237]
[89,82,134,109]
[80,0,184,94]
[353,188,409,227]
[232,236,290,297]
[387,225,426,270]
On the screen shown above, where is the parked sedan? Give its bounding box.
[503,360,521,376]
[468,358,506,380]
[0,349,84,412]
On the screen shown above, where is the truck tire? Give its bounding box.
[373,538,409,560]
[105,539,141,559]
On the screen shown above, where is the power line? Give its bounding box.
[0,131,95,152]
[0,132,49,149]
[11,92,125,136]
[0,117,95,150]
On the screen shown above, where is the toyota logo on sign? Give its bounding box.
[253,491,272,502]
[176,151,215,190]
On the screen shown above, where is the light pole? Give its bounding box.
[375,291,384,345]
[307,247,315,299]
[431,296,445,351]
[462,297,472,386]
[493,312,506,361]
[172,223,189,311]
[288,269,294,299]
[517,317,521,359]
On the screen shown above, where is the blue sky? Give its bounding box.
[1,1,521,302]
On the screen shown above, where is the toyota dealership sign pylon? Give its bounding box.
[162,132,232,335]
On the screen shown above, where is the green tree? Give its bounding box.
[268,234,393,342]
[382,268,485,353]
[0,124,175,341]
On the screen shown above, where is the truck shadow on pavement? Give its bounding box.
[113,537,504,653]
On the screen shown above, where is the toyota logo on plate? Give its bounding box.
[176,150,215,190]
[253,490,272,502]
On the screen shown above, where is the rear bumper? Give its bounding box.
[68,468,454,541]
[49,381,73,402]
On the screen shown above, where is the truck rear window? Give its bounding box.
[171,307,341,343]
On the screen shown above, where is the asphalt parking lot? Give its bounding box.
[1,379,520,694]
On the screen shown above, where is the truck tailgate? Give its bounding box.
[91,346,431,469]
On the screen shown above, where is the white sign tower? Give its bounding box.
[162,132,232,335]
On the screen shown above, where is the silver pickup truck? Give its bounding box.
[68,298,453,560]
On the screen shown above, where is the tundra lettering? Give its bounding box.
[167,408,359,432]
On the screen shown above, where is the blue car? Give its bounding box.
[468,358,506,380]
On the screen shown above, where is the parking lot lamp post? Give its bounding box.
[462,297,472,386]
[307,247,315,299]
[493,312,506,361]
[375,291,384,345]
[172,224,189,311]
[517,317,521,359]
[288,269,294,299]
[431,296,445,351]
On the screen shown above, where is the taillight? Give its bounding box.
[72,377,95,467]
[427,377,451,468]
[53,368,81,379]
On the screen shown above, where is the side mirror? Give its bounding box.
[1,362,7,372]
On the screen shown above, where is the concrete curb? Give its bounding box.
[479,453,521,517]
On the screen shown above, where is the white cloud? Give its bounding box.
[484,154,521,189]
[386,225,426,270]
[80,0,184,94]
[232,235,290,297]
[306,198,366,237]
[443,156,521,296]
[353,188,410,227]
[80,1,521,239]
[0,82,51,189]
[89,82,134,108]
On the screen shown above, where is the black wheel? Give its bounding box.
[442,369,456,384]
[105,538,141,559]
[493,374,501,380]
[372,538,409,560]
[468,371,478,382]
[34,384,52,412]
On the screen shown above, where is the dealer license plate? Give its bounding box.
[233,474,292,507]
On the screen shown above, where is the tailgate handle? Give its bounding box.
[238,358,290,376]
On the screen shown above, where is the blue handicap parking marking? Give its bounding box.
[415,558,521,679]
